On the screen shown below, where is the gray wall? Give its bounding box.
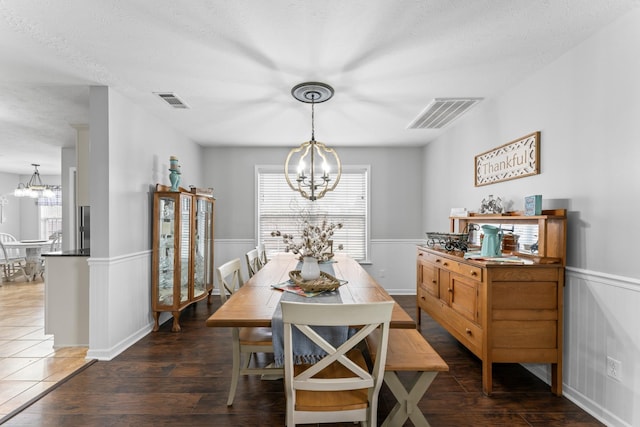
[89,86,205,257]
[0,172,21,238]
[421,12,640,279]
[203,146,424,241]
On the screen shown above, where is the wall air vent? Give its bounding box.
[154,92,190,109]
[407,98,482,129]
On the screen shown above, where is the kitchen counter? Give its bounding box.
[42,248,90,257]
[44,251,90,347]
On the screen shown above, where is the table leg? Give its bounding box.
[381,371,438,427]
[24,260,41,282]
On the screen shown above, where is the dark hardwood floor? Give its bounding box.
[1,295,602,426]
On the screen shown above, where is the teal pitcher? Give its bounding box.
[480,225,503,257]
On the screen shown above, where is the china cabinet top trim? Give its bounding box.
[155,183,216,199]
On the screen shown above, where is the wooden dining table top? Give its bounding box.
[205,253,415,329]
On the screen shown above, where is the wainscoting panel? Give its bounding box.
[86,251,153,360]
[560,268,640,427]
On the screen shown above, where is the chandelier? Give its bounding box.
[285,82,341,201]
[14,164,57,199]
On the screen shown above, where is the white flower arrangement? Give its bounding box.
[271,219,344,262]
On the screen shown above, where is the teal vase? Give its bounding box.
[169,169,181,192]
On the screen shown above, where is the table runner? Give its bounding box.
[272,261,347,367]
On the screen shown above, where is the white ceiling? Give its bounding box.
[1,0,637,175]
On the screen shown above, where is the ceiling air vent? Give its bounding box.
[407,98,482,129]
[154,92,190,109]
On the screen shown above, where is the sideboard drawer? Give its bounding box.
[427,254,483,282]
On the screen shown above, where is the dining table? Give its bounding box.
[2,240,53,281]
[205,252,415,329]
[206,253,426,426]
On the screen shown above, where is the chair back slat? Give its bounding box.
[245,248,261,278]
[216,258,244,303]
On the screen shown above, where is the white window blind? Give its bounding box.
[257,166,369,262]
[38,188,62,240]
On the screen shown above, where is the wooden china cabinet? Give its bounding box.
[152,184,215,332]
[417,209,566,396]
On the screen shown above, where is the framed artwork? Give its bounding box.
[475,131,540,186]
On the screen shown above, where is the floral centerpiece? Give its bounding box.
[271,219,344,263]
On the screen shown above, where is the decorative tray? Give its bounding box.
[288,270,341,292]
[425,232,470,252]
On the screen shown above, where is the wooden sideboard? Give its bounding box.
[417,209,566,395]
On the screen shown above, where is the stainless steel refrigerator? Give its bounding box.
[78,205,90,250]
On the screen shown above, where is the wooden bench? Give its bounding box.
[367,328,449,427]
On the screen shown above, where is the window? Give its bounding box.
[257,165,370,262]
[37,189,62,240]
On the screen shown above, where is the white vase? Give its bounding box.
[300,256,321,280]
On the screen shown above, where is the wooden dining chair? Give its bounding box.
[216,258,282,406]
[245,248,261,278]
[280,300,394,427]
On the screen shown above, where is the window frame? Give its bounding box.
[255,164,371,263]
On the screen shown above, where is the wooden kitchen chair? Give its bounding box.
[245,248,261,278]
[216,258,282,406]
[280,300,394,427]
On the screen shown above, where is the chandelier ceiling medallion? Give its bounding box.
[285,82,341,201]
[14,164,57,198]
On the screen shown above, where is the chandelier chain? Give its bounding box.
[310,93,316,142]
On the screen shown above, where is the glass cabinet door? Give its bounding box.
[156,196,176,307]
[193,198,214,298]
[178,194,191,305]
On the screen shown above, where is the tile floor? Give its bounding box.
[0,275,91,419]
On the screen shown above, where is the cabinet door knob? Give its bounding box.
[465,328,472,335]
[470,271,477,276]
[443,262,449,267]
[448,288,453,293]
[435,259,441,263]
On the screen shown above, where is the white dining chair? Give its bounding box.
[245,248,261,278]
[0,233,23,258]
[280,300,394,427]
[0,240,26,282]
[256,242,268,267]
[216,258,282,406]
[49,231,62,251]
